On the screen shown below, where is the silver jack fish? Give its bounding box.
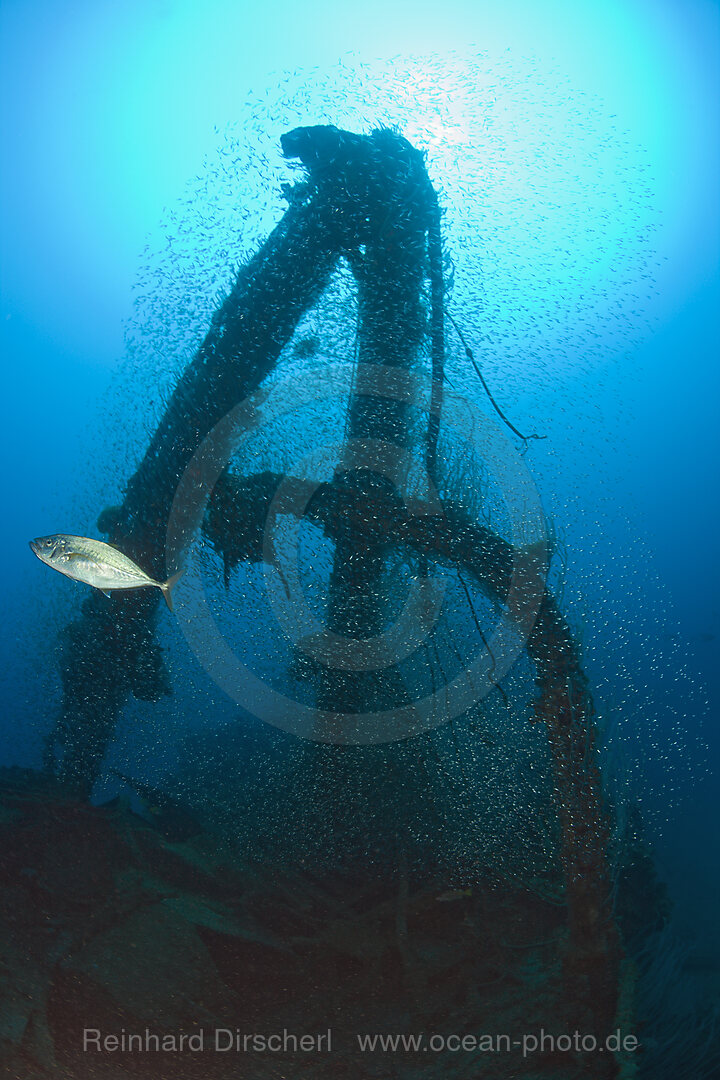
[29,534,183,611]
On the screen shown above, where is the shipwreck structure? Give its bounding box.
[45,125,625,1076]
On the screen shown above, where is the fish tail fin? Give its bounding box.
[160,568,184,612]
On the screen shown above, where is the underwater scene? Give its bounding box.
[1,3,718,1078]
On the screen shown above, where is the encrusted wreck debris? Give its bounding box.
[1,767,636,1079]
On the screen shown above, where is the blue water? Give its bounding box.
[1,2,718,1076]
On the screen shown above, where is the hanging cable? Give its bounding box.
[446,310,546,447]
[426,188,446,481]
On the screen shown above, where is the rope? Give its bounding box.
[426,190,446,480]
[446,310,546,447]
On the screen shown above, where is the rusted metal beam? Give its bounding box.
[51,128,410,796]
[317,130,435,721]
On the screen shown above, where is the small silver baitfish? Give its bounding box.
[29,534,183,611]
